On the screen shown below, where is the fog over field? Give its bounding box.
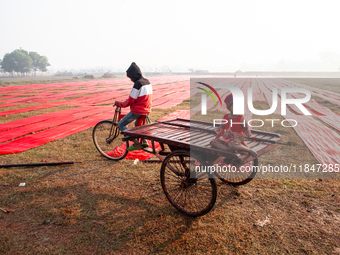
[1,0,340,73]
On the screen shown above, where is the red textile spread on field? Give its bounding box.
[106,140,162,160]
[158,110,190,121]
[0,103,26,108]
[155,91,190,109]
[0,106,94,132]
[283,79,340,107]
[0,113,110,155]
[0,103,61,117]
[305,99,339,116]
[317,115,340,132]
[250,79,266,102]
[0,77,192,117]
[284,114,340,165]
[0,106,112,143]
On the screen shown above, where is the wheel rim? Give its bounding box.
[214,157,258,185]
[93,121,128,160]
[161,151,217,217]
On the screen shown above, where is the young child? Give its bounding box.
[115,62,152,151]
[210,93,257,159]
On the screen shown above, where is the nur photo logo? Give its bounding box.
[198,83,311,116]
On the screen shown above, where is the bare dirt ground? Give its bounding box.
[0,77,339,254]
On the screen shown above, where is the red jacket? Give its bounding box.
[116,62,152,115]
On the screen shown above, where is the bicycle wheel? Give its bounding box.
[214,157,258,186]
[92,120,128,160]
[160,150,217,217]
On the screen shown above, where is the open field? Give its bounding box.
[0,77,340,254]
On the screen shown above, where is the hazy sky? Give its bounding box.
[1,0,340,72]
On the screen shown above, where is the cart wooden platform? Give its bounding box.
[121,118,282,217]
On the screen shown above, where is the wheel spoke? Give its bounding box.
[216,158,258,186]
[160,150,217,217]
[92,120,128,160]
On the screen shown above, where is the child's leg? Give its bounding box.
[210,141,236,153]
[229,143,258,158]
[118,112,145,149]
[118,112,143,131]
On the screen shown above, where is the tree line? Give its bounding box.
[0,49,50,76]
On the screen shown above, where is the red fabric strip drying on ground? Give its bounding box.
[0,106,95,132]
[158,110,190,121]
[305,99,339,116]
[284,115,340,165]
[316,115,340,132]
[0,79,192,115]
[106,140,161,160]
[152,91,186,107]
[0,114,110,155]
[283,79,340,107]
[259,80,282,115]
[0,103,62,117]
[154,91,190,109]
[0,106,113,143]
[0,103,25,108]
[0,95,21,100]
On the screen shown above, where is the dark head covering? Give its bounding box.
[126,62,142,82]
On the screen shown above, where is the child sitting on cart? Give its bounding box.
[210,93,258,159]
[115,62,152,151]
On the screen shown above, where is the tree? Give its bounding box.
[37,55,50,73]
[1,53,16,73]
[12,49,33,74]
[28,51,40,75]
[29,51,50,75]
[1,49,50,76]
[0,49,32,75]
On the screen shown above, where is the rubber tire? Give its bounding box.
[160,150,217,217]
[215,157,258,186]
[92,120,128,160]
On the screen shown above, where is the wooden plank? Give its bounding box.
[145,128,184,138]
[127,127,174,138]
[157,129,188,139]
[194,136,216,147]
[124,125,177,139]
[189,132,212,144]
[184,131,208,143]
[166,132,192,142]
[168,131,196,141]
